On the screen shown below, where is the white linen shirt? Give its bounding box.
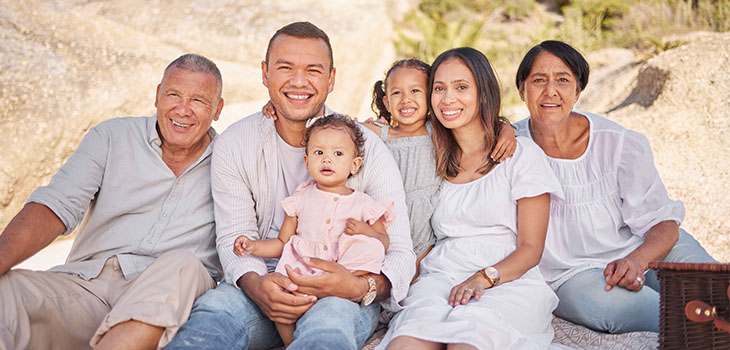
[514,111,685,289]
[27,116,221,281]
[211,108,415,312]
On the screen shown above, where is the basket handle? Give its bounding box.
[685,300,730,333]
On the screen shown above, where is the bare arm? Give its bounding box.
[604,220,679,291]
[235,215,297,258]
[449,193,550,306]
[0,202,66,275]
[493,193,550,281]
[344,217,389,251]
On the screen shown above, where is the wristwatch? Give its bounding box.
[478,266,501,288]
[360,276,377,306]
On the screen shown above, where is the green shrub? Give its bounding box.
[390,0,729,115]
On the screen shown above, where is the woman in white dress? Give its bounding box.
[512,40,716,333]
[378,47,564,350]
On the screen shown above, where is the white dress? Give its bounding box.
[514,111,685,289]
[378,137,564,350]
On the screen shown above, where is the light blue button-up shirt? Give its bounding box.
[27,116,221,281]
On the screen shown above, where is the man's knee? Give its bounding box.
[0,269,49,319]
[0,271,23,343]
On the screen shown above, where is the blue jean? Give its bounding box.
[165,282,380,350]
[554,229,716,333]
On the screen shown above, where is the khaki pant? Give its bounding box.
[0,250,215,350]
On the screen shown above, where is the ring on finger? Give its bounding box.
[636,276,644,285]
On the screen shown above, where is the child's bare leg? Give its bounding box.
[276,322,295,347]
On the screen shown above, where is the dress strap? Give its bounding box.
[378,123,390,140]
[426,120,434,135]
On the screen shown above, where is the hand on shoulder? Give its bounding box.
[359,117,384,135]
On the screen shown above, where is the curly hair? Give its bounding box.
[304,113,365,158]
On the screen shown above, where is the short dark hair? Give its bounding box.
[304,113,365,158]
[265,21,334,71]
[428,47,502,178]
[165,53,222,98]
[515,40,589,93]
[371,58,431,124]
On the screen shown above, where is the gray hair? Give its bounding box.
[164,53,223,98]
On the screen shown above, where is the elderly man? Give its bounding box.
[0,53,223,349]
[168,22,415,349]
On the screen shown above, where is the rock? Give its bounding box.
[578,32,730,262]
[0,0,399,229]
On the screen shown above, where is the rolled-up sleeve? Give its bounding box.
[211,127,268,286]
[617,130,685,237]
[27,126,108,235]
[357,127,416,312]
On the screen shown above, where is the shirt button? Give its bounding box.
[326,219,331,224]
[323,244,328,251]
[333,197,338,201]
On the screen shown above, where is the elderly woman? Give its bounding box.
[378,47,563,350]
[513,40,716,334]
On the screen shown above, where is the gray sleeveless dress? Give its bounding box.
[379,122,441,257]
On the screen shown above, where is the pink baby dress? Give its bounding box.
[275,180,394,276]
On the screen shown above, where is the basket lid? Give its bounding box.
[648,261,730,272]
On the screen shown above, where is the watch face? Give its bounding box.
[485,266,500,279]
[485,266,500,284]
[362,292,376,306]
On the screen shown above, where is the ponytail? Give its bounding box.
[371,80,391,124]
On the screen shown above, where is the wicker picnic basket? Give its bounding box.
[649,262,730,349]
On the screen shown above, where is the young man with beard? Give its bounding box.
[167,22,415,350]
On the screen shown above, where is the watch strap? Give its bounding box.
[477,269,495,288]
[360,276,376,306]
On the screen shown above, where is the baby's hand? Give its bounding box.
[233,235,256,256]
[345,219,374,237]
[261,100,277,120]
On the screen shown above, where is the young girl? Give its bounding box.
[233,114,393,347]
[363,58,517,274]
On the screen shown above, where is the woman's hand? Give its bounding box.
[604,257,645,292]
[262,100,277,120]
[448,272,491,307]
[604,221,680,292]
[491,121,517,162]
